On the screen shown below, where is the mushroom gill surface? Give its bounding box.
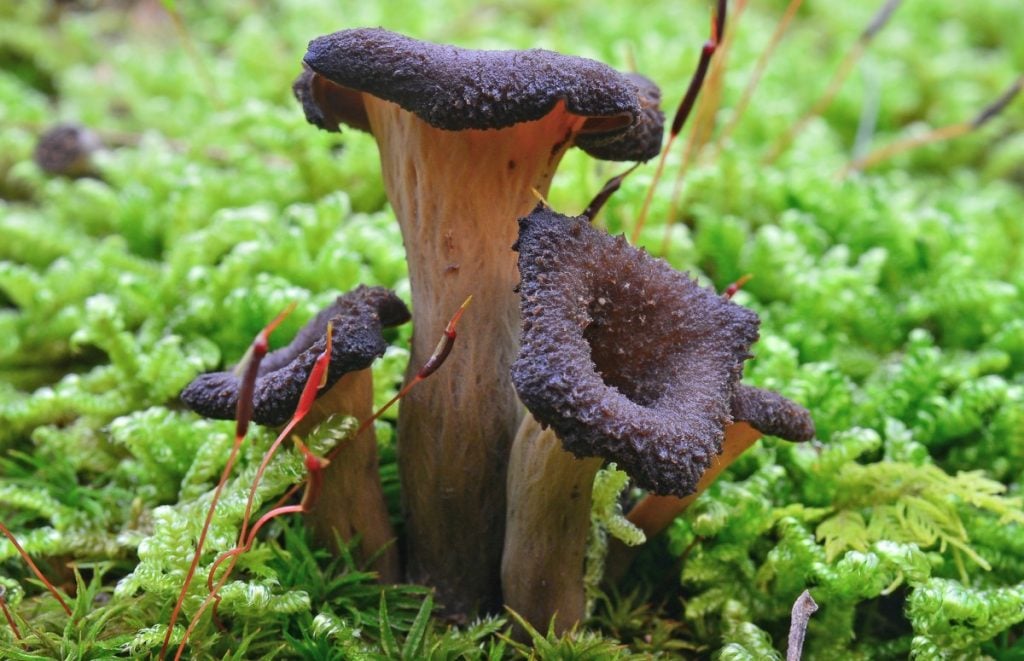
[180,285,409,426]
[512,206,800,497]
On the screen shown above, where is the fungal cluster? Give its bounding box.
[181,27,814,632]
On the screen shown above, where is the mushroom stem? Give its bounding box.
[364,97,585,614]
[602,422,762,584]
[295,369,399,583]
[502,414,603,636]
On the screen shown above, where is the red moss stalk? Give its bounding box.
[0,521,72,617]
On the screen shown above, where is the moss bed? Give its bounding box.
[1,0,1023,658]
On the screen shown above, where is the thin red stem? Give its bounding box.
[245,506,305,549]
[714,0,804,154]
[0,521,71,616]
[0,593,21,640]
[631,0,727,244]
[688,0,746,151]
[843,74,1023,176]
[176,297,470,658]
[160,303,294,659]
[724,274,752,299]
[178,453,327,661]
[161,436,242,657]
[267,480,305,513]
[764,0,903,164]
[237,322,332,546]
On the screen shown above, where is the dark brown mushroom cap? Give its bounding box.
[181,285,410,426]
[34,123,102,177]
[731,384,815,442]
[511,206,813,497]
[295,27,664,162]
[574,73,664,162]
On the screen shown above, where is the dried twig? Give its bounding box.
[786,590,819,661]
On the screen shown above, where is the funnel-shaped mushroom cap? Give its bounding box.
[294,27,665,162]
[511,207,813,497]
[181,285,410,426]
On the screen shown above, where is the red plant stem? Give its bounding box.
[238,322,333,546]
[0,521,71,616]
[175,324,334,659]
[843,74,1023,175]
[687,0,746,152]
[714,0,805,154]
[723,274,752,299]
[0,592,21,640]
[176,297,471,659]
[161,437,242,655]
[245,506,305,548]
[764,0,903,164]
[267,481,305,513]
[327,295,472,463]
[659,0,743,254]
[159,303,294,659]
[178,450,328,661]
[631,0,727,244]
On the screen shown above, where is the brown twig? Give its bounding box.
[786,590,819,661]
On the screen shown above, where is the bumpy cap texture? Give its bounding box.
[731,384,815,442]
[295,27,664,161]
[511,207,813,497]
[181,285,410,426]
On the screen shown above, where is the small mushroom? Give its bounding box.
[502,206,813,632]
[181,285,409,580]
[33,123,102,178]
[182,286,409,424]
[295,27,664,614]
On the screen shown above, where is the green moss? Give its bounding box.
[1,0,1022,657]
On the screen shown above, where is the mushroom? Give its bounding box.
[33,123,103,178]
[181,285,409,581]
[294,27,664,614]
[502,206,814,633]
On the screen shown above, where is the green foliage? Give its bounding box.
[1,0,1023,658]
[503,608,632,660]
[585,464,646,616]
[908,579,1024,657]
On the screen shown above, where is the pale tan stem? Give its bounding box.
[603,422,762,584]
[502,415,603,636]
[364,97,585,615]
[295,369,400,583]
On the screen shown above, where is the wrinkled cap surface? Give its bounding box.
[731,384,815,443]
[181,285,410,426]
[295,27,664,162]
[512,207,813,497]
